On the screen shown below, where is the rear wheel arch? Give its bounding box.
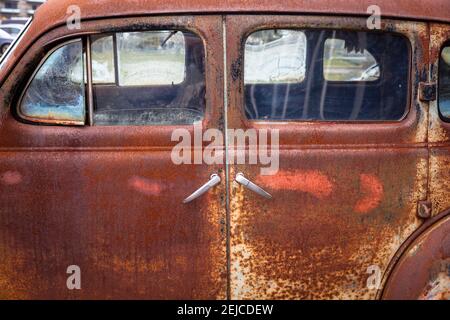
[380,209,450,300]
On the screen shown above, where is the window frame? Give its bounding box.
[242,27,412,124]
[114,31,188,87]
[438,42,450,123]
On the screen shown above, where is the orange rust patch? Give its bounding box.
[354,174,384,214]
[0,171,22,185]
[256,170,333,199]
[128,176,163,196]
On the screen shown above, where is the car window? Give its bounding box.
[117,31,186,86]
[244,29,410,121]
[245,30,306,84]
[20,40,85,124]
[91,30,205,126]
[324,38,379,81]
[439,45,450,120]
[17,30,205,126]
[91,35,115,84]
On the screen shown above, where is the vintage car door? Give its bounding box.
[0,16,227,299]
[225,15,430,299]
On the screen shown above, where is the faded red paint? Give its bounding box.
[257,170,333,199]
[0,171,22,186]
[128,176,163,197]
[354,174,384,213]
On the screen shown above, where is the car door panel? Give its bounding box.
[226,15,429,299]
[0,15,227,299]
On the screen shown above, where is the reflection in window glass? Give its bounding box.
[91,35,115,84]
[92,30,205,126]
[245,30,306,84]
[244,29,409,121]
[20,40,85,123]
[324,38,380,81]
[439,46,450,119]
[117,31,186,86]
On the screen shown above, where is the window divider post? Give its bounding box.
[86,36,94,126]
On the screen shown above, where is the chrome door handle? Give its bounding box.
[183,174,221,204]
[235,173,272,199]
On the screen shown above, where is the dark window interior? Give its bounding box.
[244,30,410,121]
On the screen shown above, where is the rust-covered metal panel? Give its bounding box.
[0,152,227,299]
[0,15,227,299]
[226,15,429,299]
[229,150,428,299]
[382,211,450,300]
[430,148,450,216]
[429,24,450,217]
[35,0,450,24]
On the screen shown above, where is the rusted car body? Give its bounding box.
[0,0,449,300]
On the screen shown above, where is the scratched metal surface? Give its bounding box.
[429,24,450,218]
[399,24,450,300]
